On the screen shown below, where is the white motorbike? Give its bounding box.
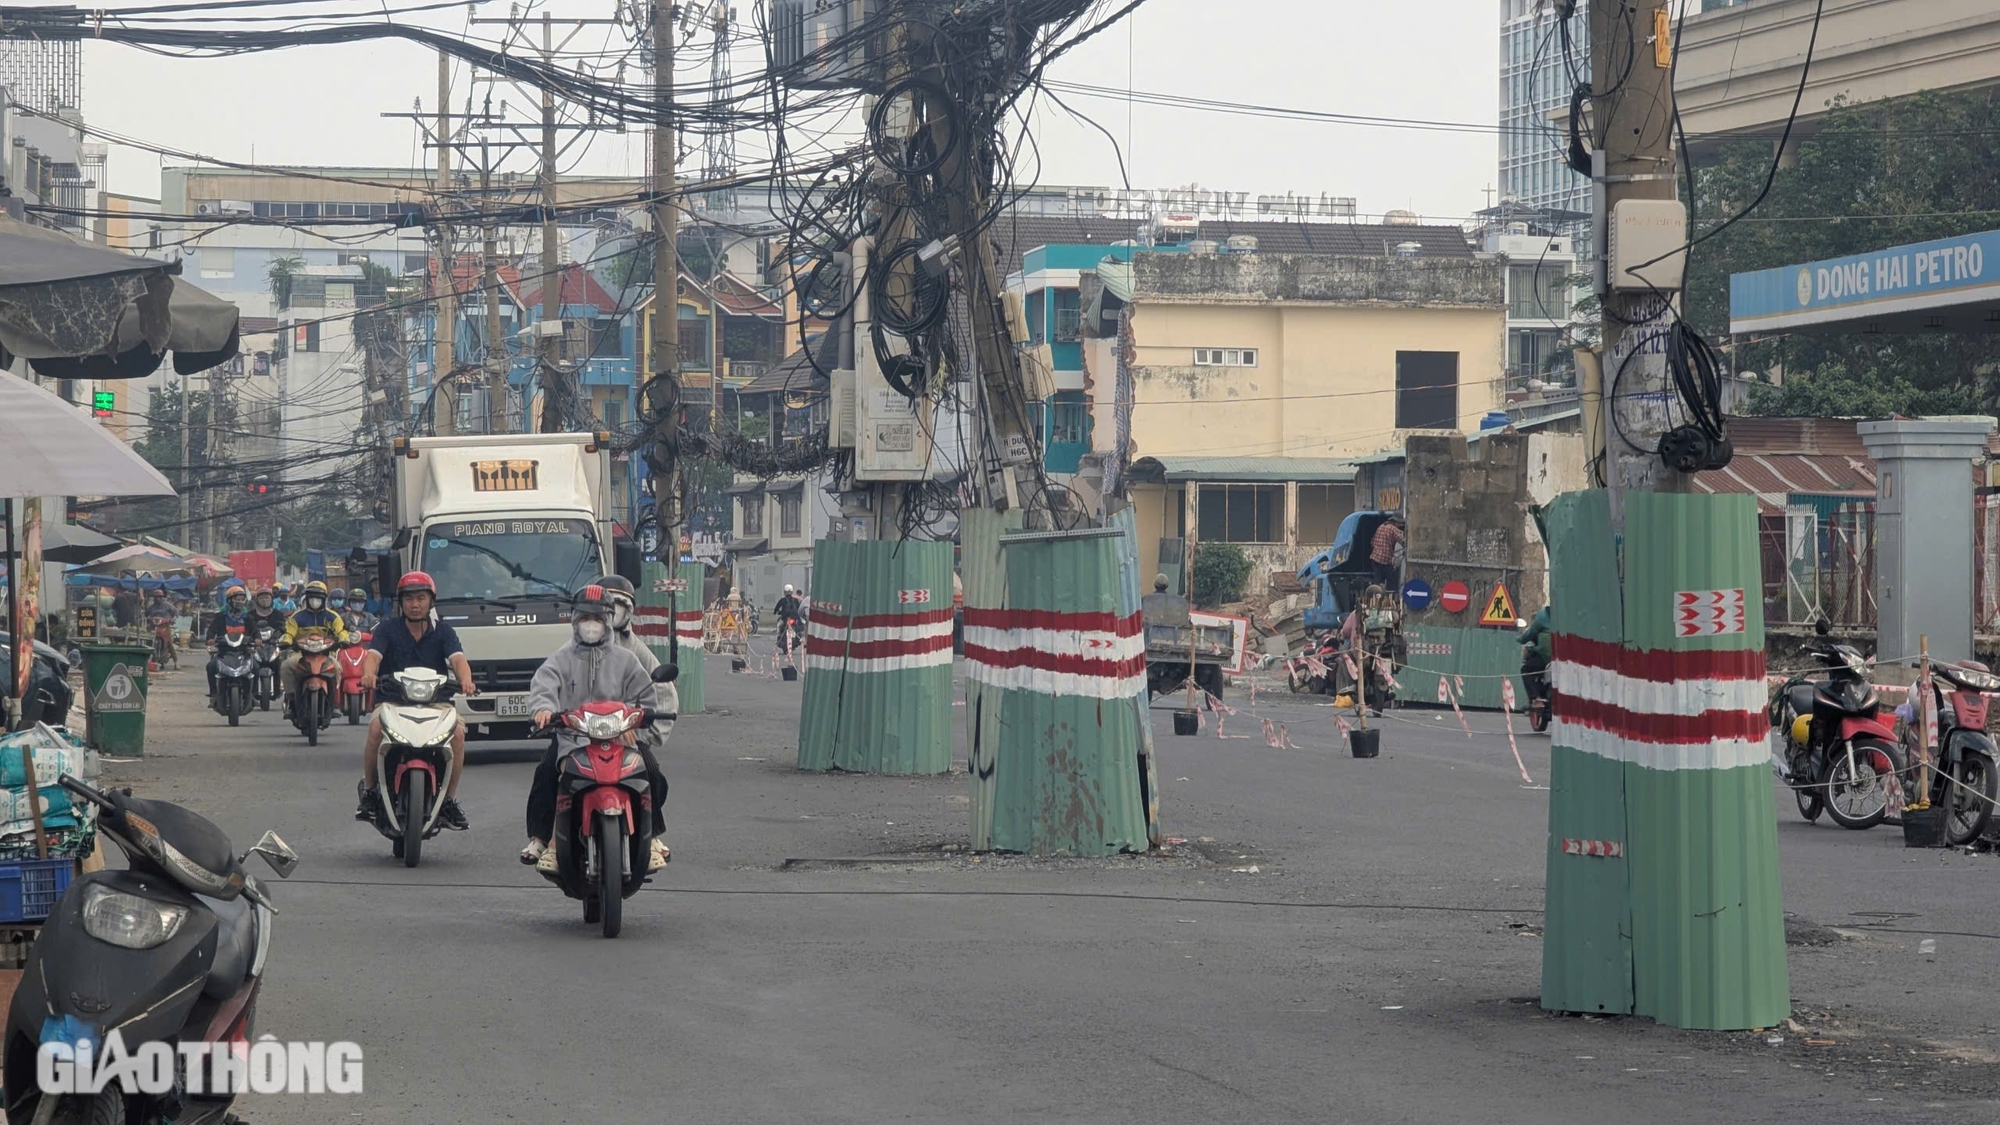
[365,668,460,868]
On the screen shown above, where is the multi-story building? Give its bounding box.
[1499,0,1592,261]
[1483,226,1580,414]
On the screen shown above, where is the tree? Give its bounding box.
[276,497,356,570]
[267,253,305,309]
[1685,88,2000,411]
[1192,542,1251,608]
[1743,363,1982,418]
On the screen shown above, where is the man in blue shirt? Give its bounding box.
[356,571,478,830]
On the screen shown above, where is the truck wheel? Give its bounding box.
[1195,664,1224,702]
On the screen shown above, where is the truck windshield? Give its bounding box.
[421,519,599,602]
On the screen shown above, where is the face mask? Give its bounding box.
[306,598,324,611]
[575,619,608,645]
[610,601,632,631]
[330,600,345,610]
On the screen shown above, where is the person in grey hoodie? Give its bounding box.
[595,574,676,764]
[520,585,670,873]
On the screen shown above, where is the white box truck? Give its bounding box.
[386,432,633,739]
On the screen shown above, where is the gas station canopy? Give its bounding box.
[1731,228,2000,336]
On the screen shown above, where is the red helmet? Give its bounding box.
[396,571,437,598]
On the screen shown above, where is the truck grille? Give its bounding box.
[472,658,543,693]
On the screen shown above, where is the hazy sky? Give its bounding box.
[78,0,1498,224]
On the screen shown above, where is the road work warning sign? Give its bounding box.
[1479,582,1518,627]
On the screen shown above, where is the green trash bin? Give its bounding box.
[81,644,151,757]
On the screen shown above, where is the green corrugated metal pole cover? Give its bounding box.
[962,509,1022,850]
[1540,491,1789,1031]
[796,539,954,774]
[637,559,706,712]
[1621,492,1788,1031]
[964,526,1153,855]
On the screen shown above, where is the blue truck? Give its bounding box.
[1297,510,1398,632]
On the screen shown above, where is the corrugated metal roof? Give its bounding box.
[1691,453,1875,514]
[1721,415,1869,458]
[1129,455,1357,483]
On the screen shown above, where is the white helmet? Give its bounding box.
[783,584,795,594]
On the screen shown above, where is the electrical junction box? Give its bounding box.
[829,367,857,448]
[1608,199,1688,292]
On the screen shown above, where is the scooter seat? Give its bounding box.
[1786,683,1817,717]
[199,893,257,999]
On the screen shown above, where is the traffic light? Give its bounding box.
[246,476,272,496]
[91,390,115,418]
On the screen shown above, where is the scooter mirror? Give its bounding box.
[1516,618,1527,629]
[653,663,680,684]
[246,830,301,879]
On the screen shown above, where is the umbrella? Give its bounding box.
[37,523,124,566]
[0,374,175,500]
[180,554,234,578]
[82,545,187,573]
[0,216,175,364]
[30,277,241,382]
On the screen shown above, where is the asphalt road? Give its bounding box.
[93,656,2000,1124]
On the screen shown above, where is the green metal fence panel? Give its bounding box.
[1539,490,1634,1017]
[1397,624,1527,711]
[962,509,1022,850]
[796,539,954,774]
[1620,491,1788,1031]
[637,560,706,712]
[966,527,1151,855]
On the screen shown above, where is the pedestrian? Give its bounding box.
[1369,515,1405,588]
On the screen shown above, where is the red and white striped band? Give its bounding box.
[1561,838,1624,858]
[804,607,954,674]
[632,607,704,643]
[962,607,1145,700]
[1550,634,1769,772]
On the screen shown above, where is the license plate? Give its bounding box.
[495,695,533,718]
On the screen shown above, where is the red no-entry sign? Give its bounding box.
[1438,581,1470,614]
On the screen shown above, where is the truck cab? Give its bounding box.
[1298,510,1398,632]
[389,433,621,739]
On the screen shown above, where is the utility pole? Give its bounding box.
[644,0,681,583]
[1591,0,1686,521]
[434,49,460,436]
[481,144,506,433]
[537,11,567,434]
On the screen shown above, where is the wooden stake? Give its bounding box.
[1917,634,1933,807]
[1184,541,1200,712]
[17,747,45,860]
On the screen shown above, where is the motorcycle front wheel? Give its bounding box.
[599,815,624,938]
[41,1090,126,1124]
[227,682,241,727]
[305,694,321,746]
[1945,751,1997,846]
[402,771,428,869]
[1824,742,1893,830]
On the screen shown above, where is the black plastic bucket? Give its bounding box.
[1348,728,1381,759]
[781,665,798,682]
[1903,805,1948,848]
[731,657,747,673]
[1172,710,1200,736]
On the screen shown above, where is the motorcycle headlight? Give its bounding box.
[402,679,438,703]
[581,712,627,741]
[82,885,188,950]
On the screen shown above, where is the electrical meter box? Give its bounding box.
[1608,199,1688,292]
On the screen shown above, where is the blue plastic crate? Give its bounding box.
[0,858,75,923]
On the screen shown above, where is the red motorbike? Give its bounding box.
[289,633,339,746]
[538,664,677,938]
[337,632,374,726]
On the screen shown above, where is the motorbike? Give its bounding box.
[287,634,339,746]
[253,627,280,712]
[1769,626,1900,829]
[1903,661,2000,845]
[364,668,459,868]
[2,775,297,1125]
[0,631,73,732]
[336,634,374,726]
[211,625,257,728]
[1285,633,1342,695]
[776,614,803,670]
[536,663,677,939]
[149,617,176,669]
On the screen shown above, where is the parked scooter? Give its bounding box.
[336,633,374,726]
[1770,622,1900,829]
[2,775,298,1125]
[287,634,339,745]
[1285,633,1341,695]
[211,625,257,727]
[534,663,677,938]
[253,627,280,713]
[1903,661,2000,845]
[362,668,459,868]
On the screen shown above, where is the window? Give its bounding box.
[602,397,624,428]
[592,318,624,357]
[1197,485,1282,544]
[779,492,802,537]
[1508,263,1570,320]
[1192,348,1258,367]
[738,493,764,537]
[1298,484,1349,546]
[1395,351,1459,430]
[678,316,711,370]
[1052,289,1082,342]
[1050,399,1088,446]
